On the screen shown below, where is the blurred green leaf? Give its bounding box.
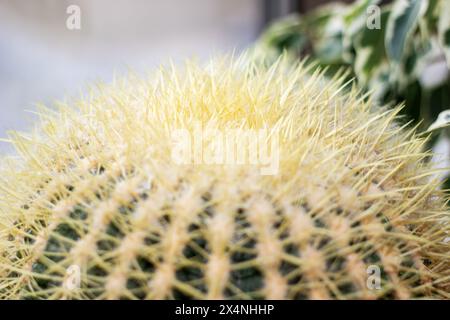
[304,3,346,37]
[385,0,428,63]
[344,0,380,26]
[438,0,450,67]
[354,10,390,84]
[259,15,305,52]
[316,33,345,64]
[341,0,376,64]
[423,0,439,33]
[427,109,450,132]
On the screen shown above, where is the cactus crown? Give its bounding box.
[0,55,448,299]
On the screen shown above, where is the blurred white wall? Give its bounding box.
[0,0,263,153]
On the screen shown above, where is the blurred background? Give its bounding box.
[0,0,340,154]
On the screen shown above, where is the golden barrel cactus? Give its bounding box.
[0,56,448,299]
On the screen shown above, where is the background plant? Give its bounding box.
[256,0,450,186]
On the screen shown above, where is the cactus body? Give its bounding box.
[0,56,448,299]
